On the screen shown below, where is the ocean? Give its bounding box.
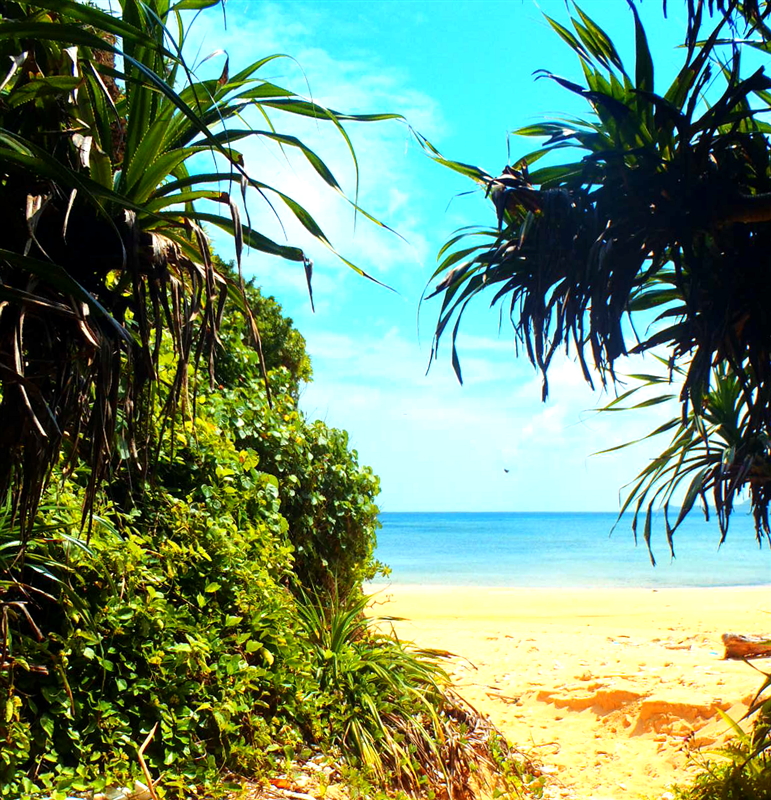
[371,511,771,588]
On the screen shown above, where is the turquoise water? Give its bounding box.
[371,511,771,588]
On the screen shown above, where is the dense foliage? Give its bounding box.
[1,284,531,799]
[0,286,371,795]
[206,272,384,598]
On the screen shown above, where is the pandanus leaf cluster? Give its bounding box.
[296,590,523,799]
[428,1,771,547]
[0,0,398,533]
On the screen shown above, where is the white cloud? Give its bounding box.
[180,1,691,514]
[290,317,679,511]
[177,2,449,334]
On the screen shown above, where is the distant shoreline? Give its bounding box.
[378,508,755,515]
[367,580,771,591]
[374,510,771,589]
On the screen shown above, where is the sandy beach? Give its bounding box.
[370,585,771,800]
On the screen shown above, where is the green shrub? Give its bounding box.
[0,289,384,797]
[206,381,385,597]
[676,748,771,800]
[0,469,308,797]
[675,676,771,800]
[205,283,384,597]
[213,263,312,394]
[297,590,531,800]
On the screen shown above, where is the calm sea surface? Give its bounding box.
[371,511,771,588]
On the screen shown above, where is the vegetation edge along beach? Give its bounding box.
[2,1,771,799]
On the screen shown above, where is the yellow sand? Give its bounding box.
[370,585,771,800]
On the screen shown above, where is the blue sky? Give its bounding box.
[192,0,697,512]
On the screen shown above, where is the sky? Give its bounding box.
[187,0,703,513]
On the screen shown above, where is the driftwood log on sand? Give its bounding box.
[722,633,771,660]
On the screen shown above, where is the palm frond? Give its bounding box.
[0,0,398,534]
[426,2,771,536]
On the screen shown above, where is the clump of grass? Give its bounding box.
[297,590,539,799]
[675,669,771,800]
[675,746,771,800]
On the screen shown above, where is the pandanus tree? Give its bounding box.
[427,0,771,552]
[0,0,394,533]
